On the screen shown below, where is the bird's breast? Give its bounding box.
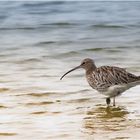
[86,74,98,90]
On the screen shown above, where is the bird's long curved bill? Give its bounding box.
[60,65,81,80]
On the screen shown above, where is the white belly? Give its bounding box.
[99,84,129,97]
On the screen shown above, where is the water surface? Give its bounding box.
[0,1,140,140]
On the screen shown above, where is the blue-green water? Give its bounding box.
[0,1,140,140]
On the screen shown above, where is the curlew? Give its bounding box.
[60,58,140,106]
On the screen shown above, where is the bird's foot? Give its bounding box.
[106,98,111,107]
[113,97,116,106]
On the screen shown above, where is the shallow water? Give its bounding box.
[0,1,140,140]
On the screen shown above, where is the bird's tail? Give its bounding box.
[136,76,140,83]
[135,76,140,86]
[128,76,140,88]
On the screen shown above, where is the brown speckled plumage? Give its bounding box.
[86,66,140,92]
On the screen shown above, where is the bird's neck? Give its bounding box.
[86,65,96,75]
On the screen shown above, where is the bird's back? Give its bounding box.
[86,66,140,92]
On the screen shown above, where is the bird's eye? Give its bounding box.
[82,62,85,65]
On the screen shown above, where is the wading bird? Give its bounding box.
[60,58,140,106]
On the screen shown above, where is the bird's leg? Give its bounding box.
[113,97,115,106]
[106,98,111,106]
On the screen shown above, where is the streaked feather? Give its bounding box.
[86,66,140,93]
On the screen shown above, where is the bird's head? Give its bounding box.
[60,58,96,80]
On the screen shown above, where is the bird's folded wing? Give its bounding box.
[92,66,139,90]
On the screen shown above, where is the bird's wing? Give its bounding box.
[91,66,139,90]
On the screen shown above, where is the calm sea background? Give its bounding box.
[0,1,140,140]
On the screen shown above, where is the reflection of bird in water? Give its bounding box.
[60,58,140,106]
[86,106,128,119]
[83,106,129,134]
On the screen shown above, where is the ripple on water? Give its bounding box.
[0,132,17,136]
[0,105,8,109]
[52,51,80,59]
[84,47,104,52]
[15,58,42,64]
[25,101,54,106]
[112,136,130,140]
[88,106,129,119]
[17,92,56,97]
[66,98,91,103]
[30,111,47,115]
[83,47,124,54]
[35,41,56,46]
[0,88,10,92]
[83,106,129,134]
[30,111,61,115]
[90,24,126,29]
